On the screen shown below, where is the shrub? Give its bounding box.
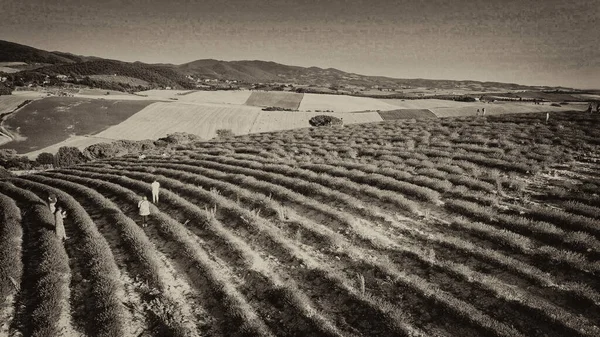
[215,129,235,139]
[36,152,55,166]
[308,115,343,127]
[55,146,87,167]
[158,132,203,145]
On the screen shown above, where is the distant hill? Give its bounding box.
[30,60,194,89]
[175,59,567,92]
[0,40,79,65]
[0,40,196,91]
[0,39,583,93]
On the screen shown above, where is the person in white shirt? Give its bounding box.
[151,180,160,203]
[138,196,150,226]
[54,206,68,241]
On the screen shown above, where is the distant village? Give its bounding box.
[0,72,570,104]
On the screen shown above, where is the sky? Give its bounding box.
[2,0,599,89]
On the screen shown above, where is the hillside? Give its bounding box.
[0,40,79,65]
[29,60,194,89]
[176,59,566,92]
[0,110,598,336]
[1,39,586,94]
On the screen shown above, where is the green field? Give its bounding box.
[0,97,158,153]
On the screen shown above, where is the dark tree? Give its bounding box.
[36,152,55,166]
[55,146,87,167]
[309,115,343,127]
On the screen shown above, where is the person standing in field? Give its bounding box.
[481,107,486,116]
[151,180,160,203]
[138,196,150,226]
[546,112,550,123]
[477,108,480,115]
[54,206,67,242]
[48,195,57,214]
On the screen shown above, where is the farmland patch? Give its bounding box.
[1,110,599,336]
[249,111,383,133]
[95,102,262,140]
[245,91,304,110]
[178,90,252,105]
[431,103,576,117]
[0,97,158,153]
[378,109,437,120]
[299,93,398,112]
[379,98,478,109]
[0,96,31,115]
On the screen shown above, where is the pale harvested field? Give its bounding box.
[9,91,50,99]
[298,93,398,112]
[245,91,304,110]
[0,96,30,115]
[379,98,481,109]
[178,90,252,105]
[431,103,578,117]
[249,111,383,133]
[575,94,600,100]
[24,135,117,159]
[0,62,27,66]
[95,102,262,140]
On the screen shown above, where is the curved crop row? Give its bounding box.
[0,182,73,337]
[52,168,429,337]
[102,159,600,298]
[96,160,597,300]
[114,156,421,215]
[7,178,129,337]
[20,174,200,337]
[0,193,22,335]
[75,164,567,337]
[446,199,600,258]
[37,172,281,337]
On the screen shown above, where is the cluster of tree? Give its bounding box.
[0,83,12,95]
[308,115,343,127]
[215,129,236,139]
[453,96,477,102]
[0,132,205,171]
[14,60,196,91]
[77,76,148,93]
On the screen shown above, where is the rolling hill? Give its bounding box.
[0,39,587,94]
[0,40,81,65]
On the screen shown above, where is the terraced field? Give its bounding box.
[1,110,598,337]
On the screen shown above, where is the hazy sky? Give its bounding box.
[2,0,598,88]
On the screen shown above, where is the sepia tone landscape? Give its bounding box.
[1,0,599,336]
